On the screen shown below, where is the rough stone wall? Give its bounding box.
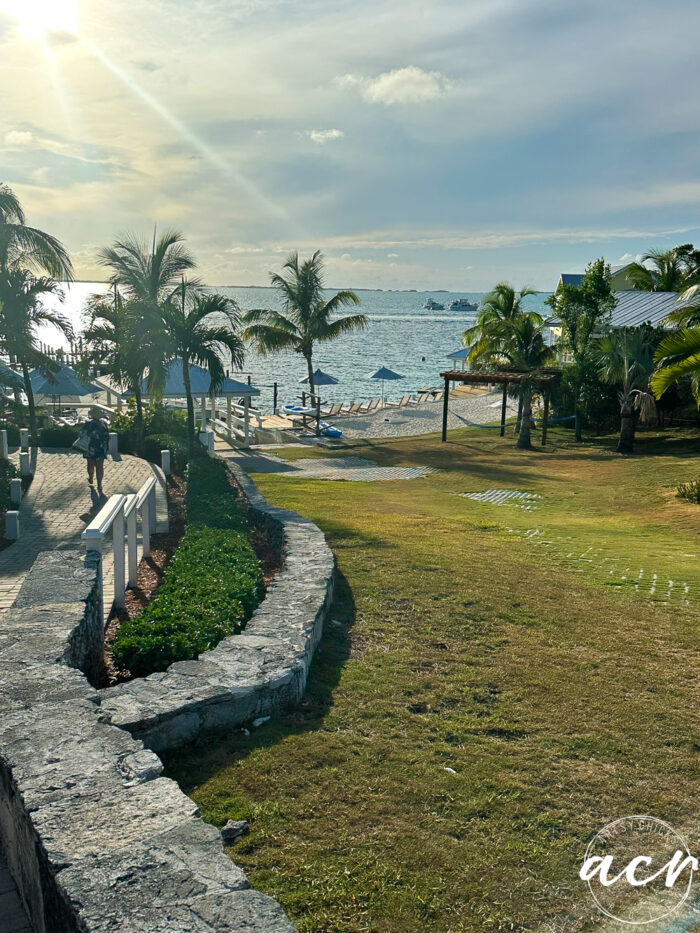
[0,461,335,932]
[100,458,335,754]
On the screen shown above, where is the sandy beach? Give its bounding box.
[330,390,519,439]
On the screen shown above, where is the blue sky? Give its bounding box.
[1,0,700,289]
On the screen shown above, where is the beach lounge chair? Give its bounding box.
[361,398,380,413]
[386,395,410,408]
[433,390,444,402]
[347,401,364,414]
[408,393,429,406]
[322,402,342,417]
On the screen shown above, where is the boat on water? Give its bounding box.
[424,298,445,310]
[450,297,479,312]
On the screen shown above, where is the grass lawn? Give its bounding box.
[164,426,700,932]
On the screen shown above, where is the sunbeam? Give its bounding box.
[83,39,294,226]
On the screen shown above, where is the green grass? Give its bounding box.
[164,426,700,932]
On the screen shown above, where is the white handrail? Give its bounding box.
[81,475,158,614]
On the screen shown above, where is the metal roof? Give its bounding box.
[559,273,584,286]
[548,290,690,329]
[141,360,259,396]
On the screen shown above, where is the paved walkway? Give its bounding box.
[0,846,31,933]
[217,443,435,482]
[0,448,168,613]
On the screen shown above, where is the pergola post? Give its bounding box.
[200,395,207,430]
[210,395,216,423]
[441,377,450,442]
[541,387,551,446]
[500,384,508,437]
[226,396,232,433]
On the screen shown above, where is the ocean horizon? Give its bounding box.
[40,283,553,410]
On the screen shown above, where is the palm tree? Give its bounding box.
[465,283,542,439]
[96,229,198,401]
[468,308,553,449]
[597,328,656,454]
[627,248,689,292]
[98,229,197,304]
[463,283,538,360]
[164,289,245,452]
[651,328,700,405]
[243,251,367,396]
[0,183,73,280]
[83,293,153,450]
[0,265,73,440]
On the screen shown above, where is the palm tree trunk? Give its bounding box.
[617,403,635,454]
[517,387,533,450]
[305,351,315,399]
[182,356,196,454]
[574,404,583,442]
[21,361,37,445]
[515,391,523,435]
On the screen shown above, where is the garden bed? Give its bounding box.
[107,455,273,681]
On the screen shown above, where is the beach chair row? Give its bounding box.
[321,390,444,417]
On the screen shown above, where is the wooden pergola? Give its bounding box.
[439,369,562,444]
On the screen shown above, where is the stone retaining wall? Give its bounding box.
[0,461,335,932]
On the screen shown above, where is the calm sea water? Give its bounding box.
[42,284,551,410]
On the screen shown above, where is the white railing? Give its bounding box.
[82,475,157,613]
[209,399,264,447]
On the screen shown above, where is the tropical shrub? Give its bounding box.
[677,479,700,504]
[113,400,188,454]
[38,425,79,447]
[0,458,20,511]
[0,421,20,445]
[111,456,263,677]
[142,433,190,474]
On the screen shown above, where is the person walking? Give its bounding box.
[79,406,110,496]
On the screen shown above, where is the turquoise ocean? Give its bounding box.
[45,284,551,411]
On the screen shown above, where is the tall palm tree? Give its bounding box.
[627,248,689,292]
[597,328,656,454]
[463,283,538,360]
[0,265,73,440]
[243,251,367,396]
[97,229,198,398]
[0,183,73,279]
[164,289,245,452]
[83,293,153,450]
[651,328,700,405]
[465,283,542,438]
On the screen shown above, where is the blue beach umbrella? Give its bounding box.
[368,365,404,404]
[299,368,339,387]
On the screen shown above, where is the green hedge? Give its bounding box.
[0,422,20,446]
[0,458,20,511]
[111,456,263,677]
[38,426,79,447]
[142,433,191,474]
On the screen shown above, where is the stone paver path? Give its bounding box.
[458,488,542,511]
[217,445,434,482]
[0,448,168,613]
[0,846,31,933]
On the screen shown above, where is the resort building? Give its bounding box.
[555,261,638,292]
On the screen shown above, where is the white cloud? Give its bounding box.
[4,129,33,146]
[306,128,344,144]
[336,66,450,105]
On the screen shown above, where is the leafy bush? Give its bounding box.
[142,433,191,474]
[111,456,263,677]
[0,458,20,511]
[677,479,700,504]
[38,426,79,447]
[113,400,189,455]
[0,422,20,446]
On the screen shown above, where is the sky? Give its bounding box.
[2,0,700,290]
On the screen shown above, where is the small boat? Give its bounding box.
[424,298,445,310]
[450,297,478,312]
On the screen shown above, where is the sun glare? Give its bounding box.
[0,0,79,40]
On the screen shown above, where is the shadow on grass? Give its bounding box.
[162,568,356,795]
